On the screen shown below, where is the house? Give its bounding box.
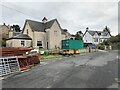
[8,27,21,38]
[6,17,71,49]
[83,27,111,45]
[0,23,11,39]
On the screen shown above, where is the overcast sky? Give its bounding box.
[0,0,119,35]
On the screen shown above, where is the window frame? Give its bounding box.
[94,38,98,42]
[37,41,43,48]
[21,41,25,47]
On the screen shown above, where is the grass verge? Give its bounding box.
[39,54,64,61]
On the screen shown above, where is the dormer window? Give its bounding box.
[98,33,101,35]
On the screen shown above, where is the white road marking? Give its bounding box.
[107,83,118,88]
[98,50,108,52]
[46,85,51,88]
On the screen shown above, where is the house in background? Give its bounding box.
[0,23,11,39]
[6,17,71,49]
[8,27,21,38]
[83,27,111,45]
[0,23,21,39]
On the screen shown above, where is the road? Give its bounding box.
[2,50,119,88]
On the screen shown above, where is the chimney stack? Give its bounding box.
[3,23,5,25]
[42,17,48,24]
[86,27,89,31]
[8,24,11,29]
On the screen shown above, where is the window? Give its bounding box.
[27,29,28,35]
[94,38,98,42]
[21,41,25,47]
[54,31,57,36]
[37,41,42,48]
[47,42,48,49]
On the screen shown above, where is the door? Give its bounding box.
[47,42,48,49]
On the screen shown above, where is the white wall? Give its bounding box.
[23,22,33,46]
[48,20,62,49]
[93,32,99,45]
[83,32,93,43]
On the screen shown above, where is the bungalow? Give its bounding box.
[6,34,32,47]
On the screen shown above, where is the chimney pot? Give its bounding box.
[3,23,5,25]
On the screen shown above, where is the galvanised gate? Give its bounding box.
[0,56,20,76]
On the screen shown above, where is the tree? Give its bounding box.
[99,34,120,50]
[11,25,21,32]
[109,34,120,44]
[103,40,109,46]
[75,31,83,40]
[0,39,6,47]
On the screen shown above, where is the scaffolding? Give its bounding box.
[0,56,20,76]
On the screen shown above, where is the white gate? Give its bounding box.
[0,56,20,76]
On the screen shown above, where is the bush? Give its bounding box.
[0,40,6,47]
[97,45,105,50]
[111,43,120,50]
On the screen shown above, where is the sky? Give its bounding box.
[0,0,119,35]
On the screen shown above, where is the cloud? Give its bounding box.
[0,1,118,35]
[2,0,119,2]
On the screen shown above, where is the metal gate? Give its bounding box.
[0,56,20,76]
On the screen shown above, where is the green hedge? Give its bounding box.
[111,43,120,50]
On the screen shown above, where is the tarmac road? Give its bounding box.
[2,50,119,88]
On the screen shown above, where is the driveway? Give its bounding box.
[2,50,119,88]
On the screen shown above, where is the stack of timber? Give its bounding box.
[0,47,33,56]
[0,47,40,72]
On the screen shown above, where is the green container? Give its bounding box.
[44,50,49,55]
[62,40,84,50]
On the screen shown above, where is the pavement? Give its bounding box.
[1,50,119,88]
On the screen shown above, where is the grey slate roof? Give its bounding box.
[61,29,67,35]
[7,34,32,40]
[97,31,109,36]
[26,19,56,32]
[61,29,71,36]
[88,30,97,36]
[83,30,111,37]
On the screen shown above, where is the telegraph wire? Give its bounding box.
[0,1,41,20]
